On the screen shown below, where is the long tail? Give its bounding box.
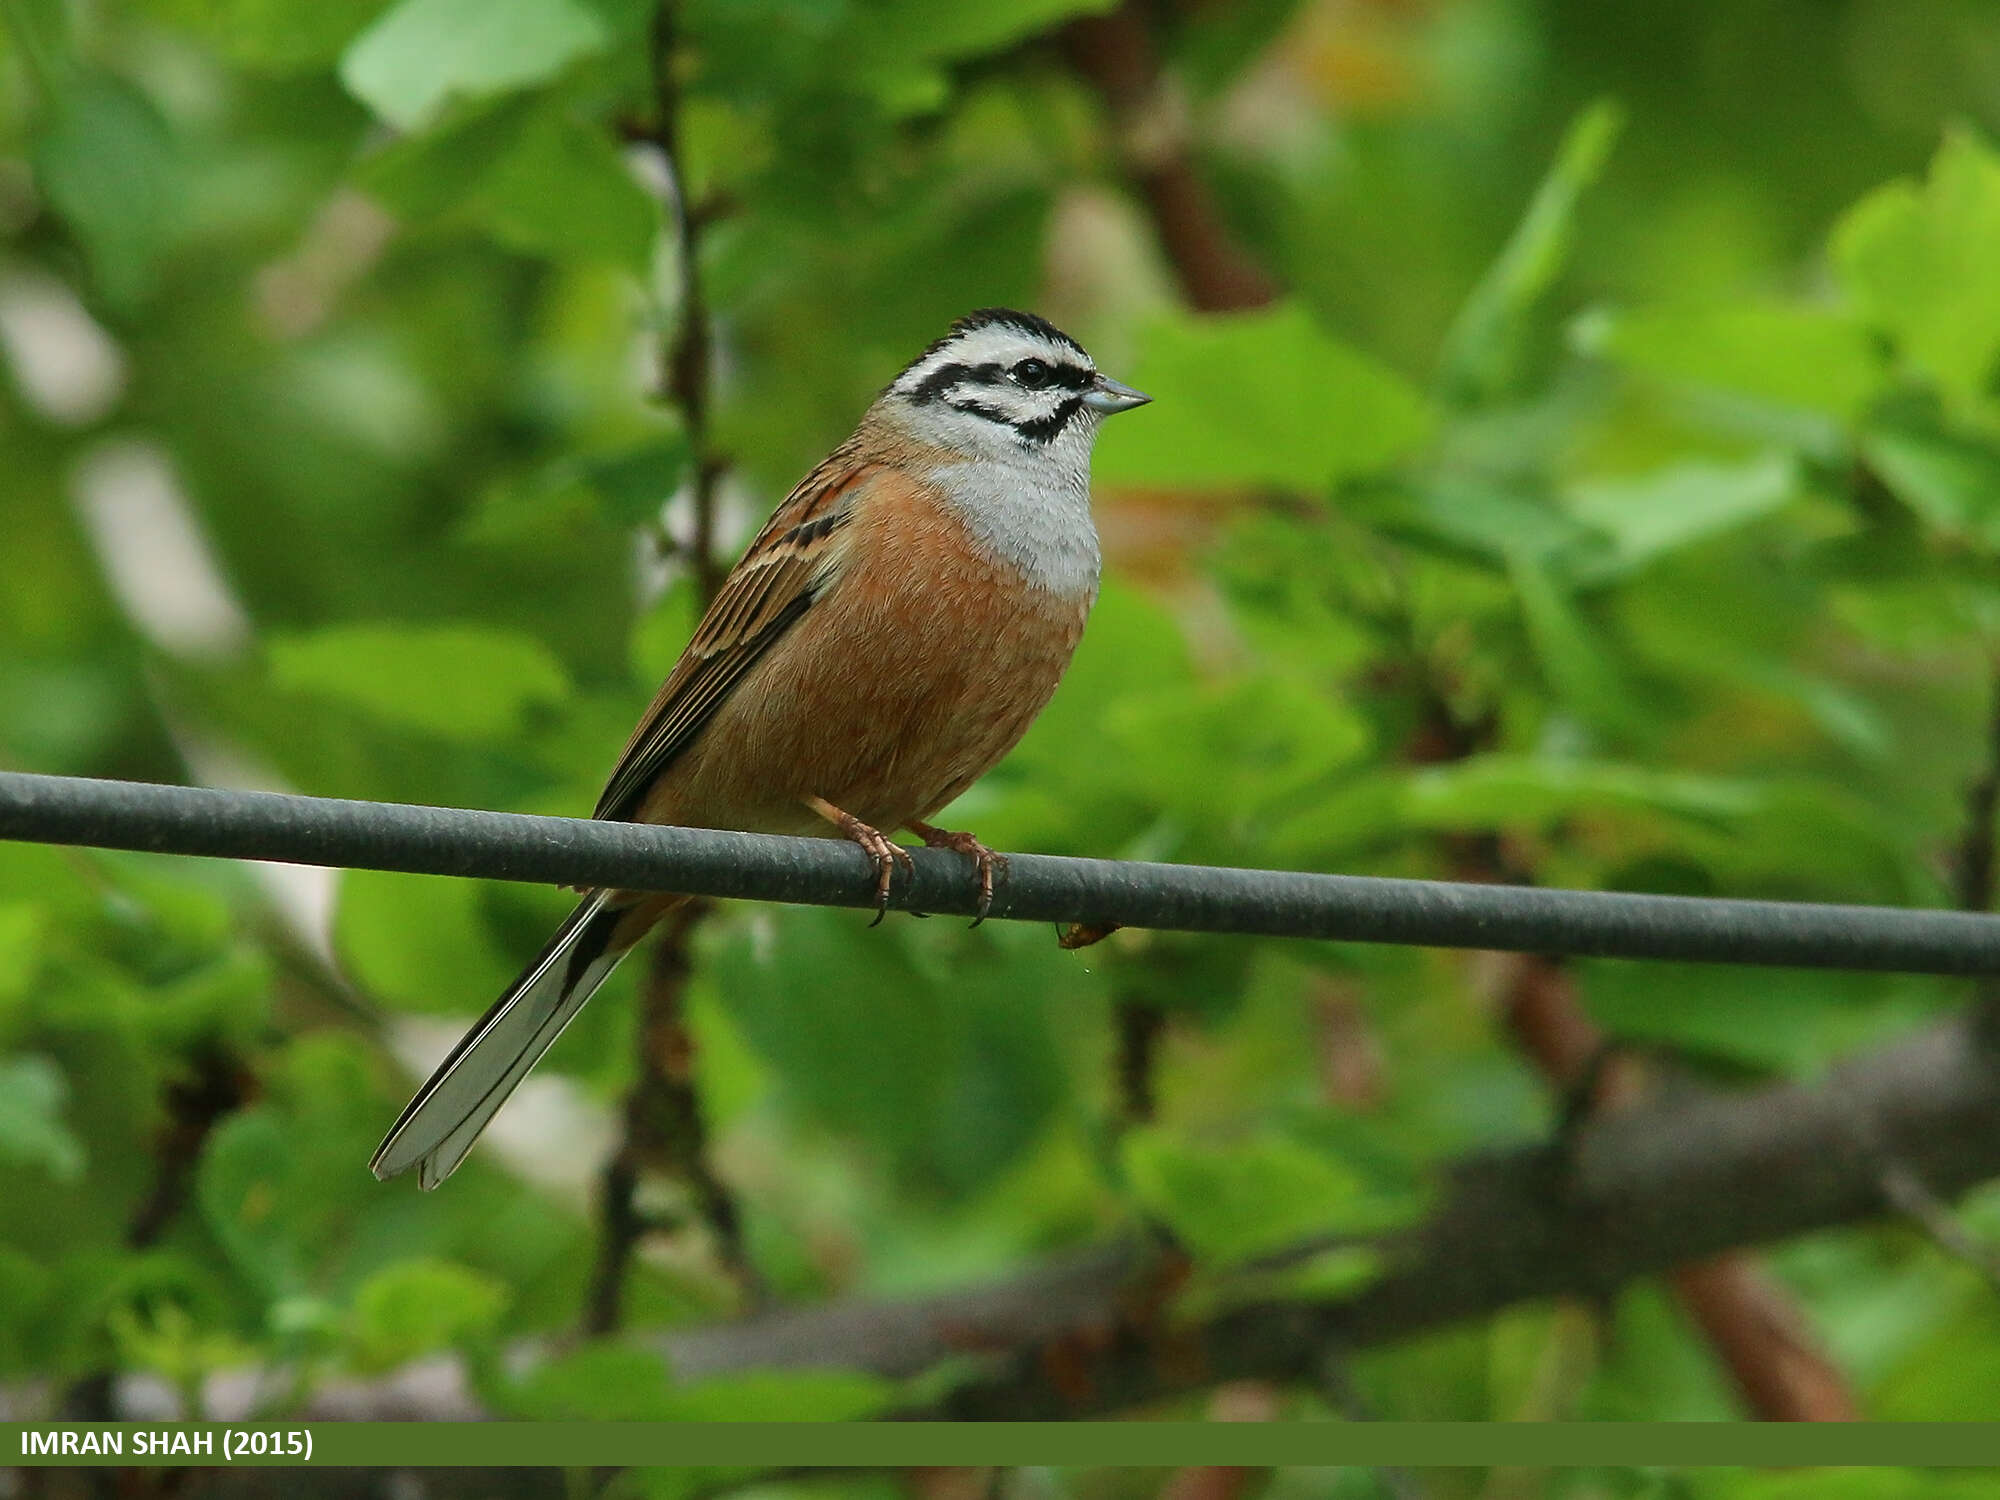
[371,892,643,1190]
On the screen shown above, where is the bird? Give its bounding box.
[371,308,1150,1188]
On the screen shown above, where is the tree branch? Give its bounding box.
[645,0,725,602]
[108,1012,2000,1421]
[61,1043,253,1421]
[1114,993,1167,1128]
[1418,686,1858,1421]
[1063,4,1278,314]
[585,0,749,1331]
[1870,662,2000,1294]
[1955,665,2000,915]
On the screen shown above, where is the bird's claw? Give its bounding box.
[858,835,915,927]
[911,823,1005,925]
[807,797,913,927]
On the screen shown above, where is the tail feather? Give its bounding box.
[371,892,633,1189]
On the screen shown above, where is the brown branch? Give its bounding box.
[110,1010,2000,1422]
[128,1045,255,1251]
[1868,668,2000,1290]
[648,0,726,605]
[584,0,747,1332]
[1410,681,1858,1420]
[1060,10,1859,1405]
[60,1044,253,1420]
[1954,666,2000,914]
[1114,994,1167,1127]
[584,900,759,1332]
[1063,5,1278,313]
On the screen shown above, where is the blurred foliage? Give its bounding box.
[1,0,2000,1451]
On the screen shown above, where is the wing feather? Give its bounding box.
[593,456,879,823]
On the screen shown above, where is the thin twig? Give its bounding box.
[648,0,726,604]
[59,1045,253,1420]
[584,0,749,1332]
[1113,995,1166,1127]
[1063,4,1277,314]
[1954,666,2000,915]
[1879,1163,2000,1295]
[586,900,762,1332]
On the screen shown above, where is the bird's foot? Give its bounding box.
[805,796,913,927]
[907,820,1006,925]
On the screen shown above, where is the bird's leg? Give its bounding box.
[804,796,913,927]
[905,819,1006,926]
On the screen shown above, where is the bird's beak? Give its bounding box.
[1082,374,1151,414]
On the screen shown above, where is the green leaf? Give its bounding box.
[31,71,178,308]
[1579,301,1882,420]
[0,1055,84,1181]
[1121,1127,1417,1266]
[361,96,658,269]
[1580,962,1933,1075]
[0,1243,53,1374]
[832,0,1121,115]
[854,0,1118,66]
[1508,551,1632,724]
[1864,423,2000,548]
[579,439,692,527]
[346,1257,507,1373]
[478,113,657,268]
[1564,453,1800,580]
[707,910,1078,1195]
[106,1296,254,1401]
[509,1341,673,1420]
[1404,756,1763,830]
[1270,757,1763,866]
[195,1111,299,1295]
[267,622,570,741]
[1833,126,2000,408]
[339,0,609,131]
[1103,674,1373,831]
[1438,98,1624,406]
[1094,303,1434,492]
[334,870,521,1014]
[0,903,48,1009]
[141,0,394,70]
[1394,475,1595,565]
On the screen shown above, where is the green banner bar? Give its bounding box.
[6,1422,2000,1468]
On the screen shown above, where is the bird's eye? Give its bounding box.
[1011,358,1051,389]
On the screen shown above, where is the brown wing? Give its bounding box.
[593,455,881,823]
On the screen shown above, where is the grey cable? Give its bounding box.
[3,769,1998,974]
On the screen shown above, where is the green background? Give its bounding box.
[5,0,2000,1480]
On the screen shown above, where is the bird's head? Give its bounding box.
[881,308,1149,463]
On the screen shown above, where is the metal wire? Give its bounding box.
[3,769,1999,975]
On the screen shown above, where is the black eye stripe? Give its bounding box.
[910,358,1092,403]
[1013,396,1085,444]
